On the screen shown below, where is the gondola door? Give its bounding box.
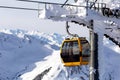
[80,39,90,65]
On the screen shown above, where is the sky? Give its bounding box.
[0,0,89,37]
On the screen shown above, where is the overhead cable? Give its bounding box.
[0,5,40,11]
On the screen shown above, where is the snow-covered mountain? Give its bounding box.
[0,29,64,80]
[0,29,120,80]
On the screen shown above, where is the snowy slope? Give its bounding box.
[0,29,120,80]
[99,37,120,80]
[0,29,64,80]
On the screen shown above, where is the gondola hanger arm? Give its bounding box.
[66,21,79,37]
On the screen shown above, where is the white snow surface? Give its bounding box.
[0,29,64,80]
[0,29,120,80]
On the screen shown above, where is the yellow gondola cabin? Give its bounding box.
[60,37,90,66]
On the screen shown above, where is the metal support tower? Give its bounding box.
[89,20,99,80]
